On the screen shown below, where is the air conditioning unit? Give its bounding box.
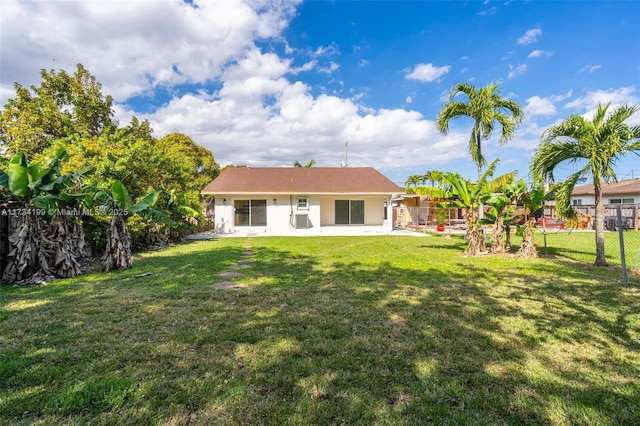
[295,214,310,229]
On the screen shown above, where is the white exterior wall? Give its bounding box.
[214,194,392,233]
[571,195,596,206]
[319,195,389,227]
[571,195,638,206]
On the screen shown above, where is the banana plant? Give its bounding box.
[481,178,527,253]
[517,184,557,258]
[438,159,515,256]
[92,181,173,271]
[0,149,91,283]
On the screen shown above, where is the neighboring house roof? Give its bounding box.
[571,178,640,196]
[202,167,403,195]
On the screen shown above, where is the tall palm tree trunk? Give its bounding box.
[593,185,607,266]
[474,124,485,220]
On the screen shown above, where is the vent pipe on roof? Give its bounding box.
[341,141,348,167]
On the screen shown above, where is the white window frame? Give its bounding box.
[297,197,309,210]
[609,198,633,204]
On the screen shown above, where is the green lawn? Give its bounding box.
[1,235,639,425]
[533,229,640,270]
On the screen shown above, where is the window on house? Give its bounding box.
[572,199,582,206]
[297,198,308,209]
[234,200,267,226]
[609,198,633,204]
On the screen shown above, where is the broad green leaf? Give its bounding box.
[0,170,8,188]
[129,190,160,214]
[8,152,29,197]
[138,208,177,227]
[111,180,132,210]
[31,194,65,211]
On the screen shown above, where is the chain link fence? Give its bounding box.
[536,206,640,280]
[400,205,640,277]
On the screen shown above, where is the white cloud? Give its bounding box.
[500,51,515,61]
[564,86,639,113]
[0,0,300,102]
[517,28,542,45]
[405,63,451,82]
[478,6,497,16]
[578,64,602,73]
[525,96,557,116]
[318,61,340,75]
[406,96,413,104]
[359,59,370,67]
[508,64,527,78]
[144,80,467,169]
[528,49,552,58]
[313,43,340,57]
[291,60,317,74]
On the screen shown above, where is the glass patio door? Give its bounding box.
[335,200,364,225]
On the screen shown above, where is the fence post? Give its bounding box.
[617,206,628,285]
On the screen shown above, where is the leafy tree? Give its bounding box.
[156,132,220,210]
[0,64,116,157]
[436,82,524,182]
[530,103,640,266]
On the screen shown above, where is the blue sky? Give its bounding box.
[1,0,639,186]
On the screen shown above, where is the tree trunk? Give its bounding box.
[517,219,538,258]
[2,210,54,284]
[593,185,607,266]
[491,217,505,253]
[505,225,512,252]
[46,215,84,278]
[475,125,485,220]
[102,214,132,272]
[464,211,486,256]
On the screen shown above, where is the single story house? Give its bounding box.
[570,178,640,230]
[201,167,403,234]
[571,178,640,206]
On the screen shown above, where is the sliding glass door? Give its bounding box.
[335,200,364,225]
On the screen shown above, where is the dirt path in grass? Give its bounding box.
[212,237,254,289]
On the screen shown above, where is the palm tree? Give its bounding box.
[404,174,422,193]
[530,102,640,266]
[421,170,444,187]
[436,82,524,182]
[293,159,316,167]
